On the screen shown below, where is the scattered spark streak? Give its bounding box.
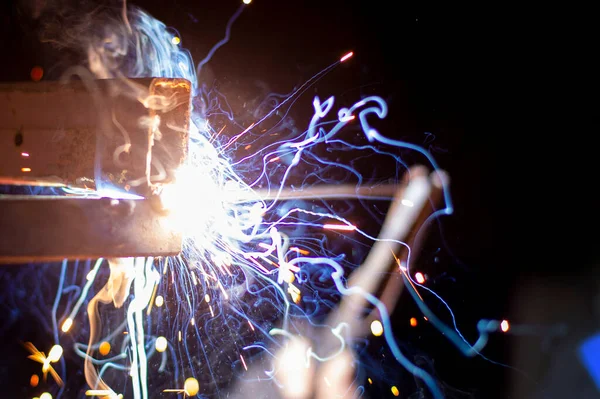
[323,223,357,231]
[155,337,168,353]
[501,320,510,332]
[209,125,227,144]
[289,247,309,255]
[401,198,415,207]
[410,317,418,327]
[415,272,425,284]
[338,113,355,122]
[248,320,255,331]
[370,320,384,337]
[146,282,159,315]
[396,254,425,302]
[21,152,29,157]
[24,342,63,386]
[287,284,301,304]
[240,354,248,371]
[21,167,31,172]
[368,378,373,384]
[61,318,73,333]
[163,257,169,275]
[218,281,229,300]
[391,386,400,396]
[178,331,182,342]
[222,122,255,151]
[340,51,354,62]
[324,376,331,387]
[155,295,164,307]
[191,317,195,326]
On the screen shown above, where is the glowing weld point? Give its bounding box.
[21,152,29,157]
[391,386,400,396]
[501,319,510,332]
[410,317,418,327]
[40,393,52,399]
[155,295,164,307]
[401,199,414,207]
[21,167,31,172]
[340,51,354,62]
[204,294,210,303]
[85,390,122,398]
[370,320,384,337]
[323,224,356,231]
[172,36,181,45]
[30,374,39,387]
[61,318,73,333]
[243,0,252,4]
[415,272,425,284]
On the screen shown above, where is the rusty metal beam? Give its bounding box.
[0,78,191,197]
[0,196,181,264]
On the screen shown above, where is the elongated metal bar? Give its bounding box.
[0,78,191,197]
[0,196,181,264]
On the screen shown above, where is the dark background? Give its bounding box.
[1,1,597,398]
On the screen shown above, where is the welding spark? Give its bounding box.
[24,342,64,387]
[8,3,512,399]
[340,51,354,62]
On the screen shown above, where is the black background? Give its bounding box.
[0,1,596,398]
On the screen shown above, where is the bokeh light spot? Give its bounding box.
[30,66,44,81]
[370,320,384,336]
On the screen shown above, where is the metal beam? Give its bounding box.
[0,78,191,197]
[0,196,182,264]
